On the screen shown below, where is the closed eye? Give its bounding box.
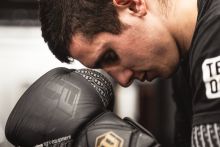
[94,49,119,68]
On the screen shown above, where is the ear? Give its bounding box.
[113,0,147,17]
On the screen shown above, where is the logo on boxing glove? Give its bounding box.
[95,131,124,147]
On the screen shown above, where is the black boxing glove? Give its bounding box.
[5,67,114,146]
[6,67,160,147]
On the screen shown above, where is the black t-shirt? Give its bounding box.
[185,0,220,125]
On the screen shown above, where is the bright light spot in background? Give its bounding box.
[114,84,140,121]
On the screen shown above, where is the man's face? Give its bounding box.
[69,2,180,87]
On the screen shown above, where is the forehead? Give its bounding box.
[69,34,92,66]
[69,33,108,67]
[70,33,91,53]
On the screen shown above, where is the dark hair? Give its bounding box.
[39,0,122,63]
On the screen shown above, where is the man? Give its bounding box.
[39,0,220,146]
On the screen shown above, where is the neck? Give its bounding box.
[163,0,198,57]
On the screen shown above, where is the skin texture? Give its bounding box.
[69,0,198,87]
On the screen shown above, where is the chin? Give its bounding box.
[165,66,179,78]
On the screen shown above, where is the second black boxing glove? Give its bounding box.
[5,67,114,146]
[73,111,161,147]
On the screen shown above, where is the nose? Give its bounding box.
[103,66,134,87]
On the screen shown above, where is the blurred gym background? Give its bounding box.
[0,0,176,146]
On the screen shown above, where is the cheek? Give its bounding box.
[153,42,180,76]
[121,50,150,69]
[117,49,140,68]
